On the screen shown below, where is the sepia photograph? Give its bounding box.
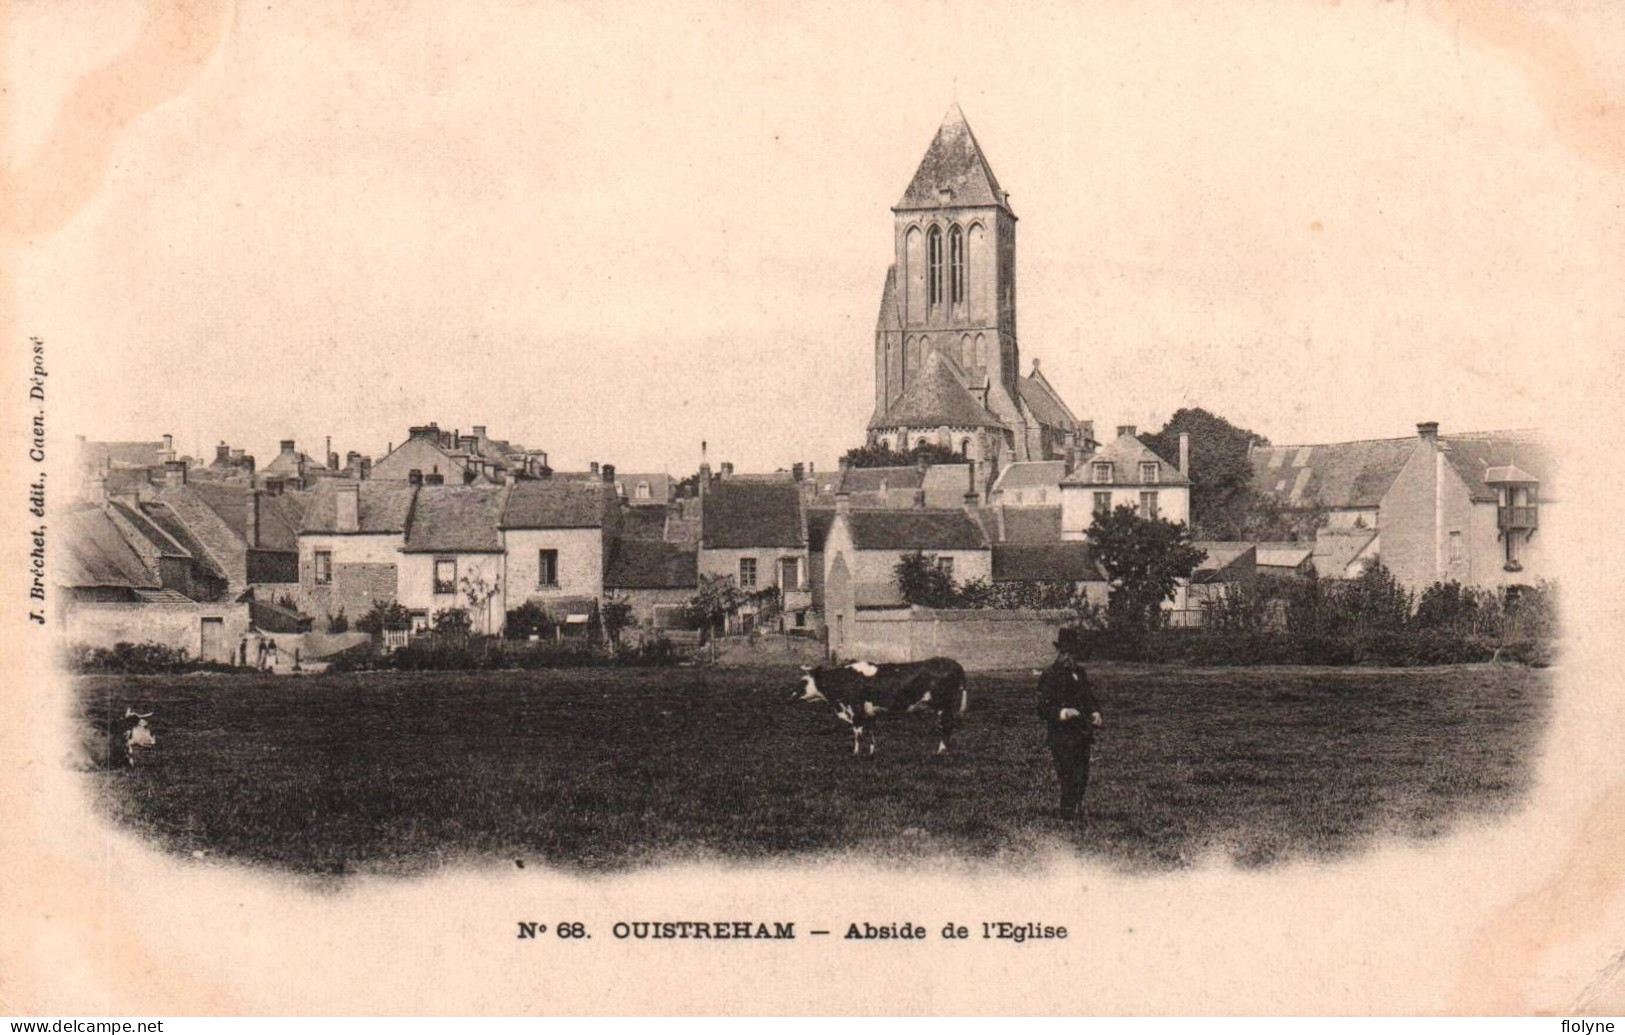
[3,0,1623,1018]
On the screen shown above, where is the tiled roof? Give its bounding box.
[1438,431,1556,502]
[141,502,229,581]
[992,461,1067,493]
[846,509,988,552]
[605,540,698,590]
[616,473,672,505]
[107,500,188,557]
[1311,531,1378,576]
[502,480,612,529]
[701,481,804,549]
[618,506,672,541]
[79,440,164,469]
[183,483,305,551]
[991,543,1105,583]
[1189,542,1258,583]
[1016,369,1078,431]
[404,485,507,552]
[300,481,417,534]
[871,350,1006,430]
[1061,433,1190,486]
[896,103,1009,211]
[59,507,158,589]
[1250,438,1414,509]
[838,465,924,494]
[971,505,1063,544]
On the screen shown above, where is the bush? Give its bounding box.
[67,640,194,674]
[505,601,555,641]
[327,608,350,634]
[356,601,412,635]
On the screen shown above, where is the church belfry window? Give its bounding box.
[927,226,943,306]
[949,225,965,305]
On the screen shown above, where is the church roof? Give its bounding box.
[896,103,1011,212]
[1016,364,1079,431]
[869,349,1007,430]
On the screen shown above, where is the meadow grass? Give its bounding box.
[77,662,1551,875]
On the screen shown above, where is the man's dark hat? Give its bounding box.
[1053,626,1087,655]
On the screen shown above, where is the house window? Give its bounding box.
[927,226,943,306]
[1140,461,1160,484]
[1092,462,1114,484]
[949,225,965,304]
[1505,530,1522,570]
[1448,531,1463,564]
[936,556,955,579]
[1093,491,1112,515]
[313,550,332,585]
[779,557,801,591]
[433,558,457,595]
[635,481,651,500]
[409,610,430,633]
[739,557,758,589]
[1139,491,1159,519]
[538,549,559,588]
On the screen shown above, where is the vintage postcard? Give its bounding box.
[2,0,1623,1017]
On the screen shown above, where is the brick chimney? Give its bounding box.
[336,482,359,533]
[459,435,478,454]
[1179,432,1191,477]
[358,456,370,480]
[279,439,296,457]
[216,442,231,464]
[590,461,600,476]
[472,425,487,439]
[1417,421,1439,443]
[720,462,734,480]
[245,488,261,548]
[162,459,187,489]
[602,463,616,484]
[792,462,805,482]
[162,433,175,462]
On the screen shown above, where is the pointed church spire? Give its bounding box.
[896,103,1010,212]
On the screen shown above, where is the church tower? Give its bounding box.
[873,103,1023,429]
[867,104,1088,472]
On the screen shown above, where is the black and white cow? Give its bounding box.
[69,708,156,771]
[792,657,968,756]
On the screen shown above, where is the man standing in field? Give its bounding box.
[1037,627,1104,820]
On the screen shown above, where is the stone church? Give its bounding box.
[867,103,1093,489]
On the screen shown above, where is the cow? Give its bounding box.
[792,657,968,756]
[68,708,156,771]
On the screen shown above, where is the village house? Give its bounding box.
[821,494,993,653]
[1250,422,1554,593]
[988,460,1068,507]
[604,539,699,634]
[258,439,329,491]
[698,474,813,631]
[1059,427,1191,539]
[397,484,510,634]
[500,478,621,636]
[57,503,250,662]
[370,423,548,486]
[298,481,417,629]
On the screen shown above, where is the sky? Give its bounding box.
[7,0,1624,476]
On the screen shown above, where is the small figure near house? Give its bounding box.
[265,638,280,672]
[238,635,250,668]
[1036,627,1103,820]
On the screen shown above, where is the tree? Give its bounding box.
[1143,407,1327,541]
[682,574,747,638]
[893,551,959,608]
[460,572,503,635]
[432,607,472,643]
[505,600,554,641]
[355,600,412,635]
[841,440,967,469]
[1085,504,1208,632]
[601,592,635,649]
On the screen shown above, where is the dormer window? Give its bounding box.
[1140,461,1160,484]
[1092,462,1114,484]
[636,481,651,500]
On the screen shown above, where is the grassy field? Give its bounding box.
[77,663,1552,875]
